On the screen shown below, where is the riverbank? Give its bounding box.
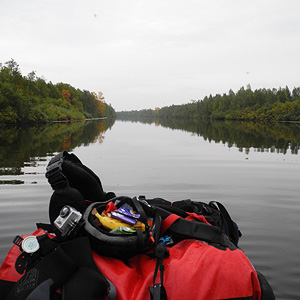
[117,86,300,122]
[0,59,116,126]
[52,117,108,123]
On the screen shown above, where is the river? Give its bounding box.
[0,118,299,299]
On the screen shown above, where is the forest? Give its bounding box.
[0,59,116,125]
[117,84,300,122]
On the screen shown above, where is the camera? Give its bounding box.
[54,205,82,237]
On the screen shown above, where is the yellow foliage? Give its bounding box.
[93,91,106,116]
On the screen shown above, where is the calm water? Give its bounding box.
[0,119,300,299]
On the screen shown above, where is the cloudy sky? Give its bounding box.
[1,0,299,111]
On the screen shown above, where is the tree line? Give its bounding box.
[0,59,116,125]
[117,84,300,122]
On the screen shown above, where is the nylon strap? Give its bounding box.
[210,201,240,245]
[160,214,181,236]
[149,243,168,300]
[45,151,68,190]
[132,196,148,224]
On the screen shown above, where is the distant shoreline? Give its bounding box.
[278,120,300,124]
[51,117,107,123]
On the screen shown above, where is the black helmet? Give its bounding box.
[83,196,159,259]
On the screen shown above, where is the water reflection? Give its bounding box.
[118,117,300,155]
[1,117,299,178]
[0,118,115,176]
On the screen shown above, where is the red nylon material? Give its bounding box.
[0,229,54,282]
[185,212,211,225]
[0,230,261,300]
[94,239,261,300]
[160,214,181,235]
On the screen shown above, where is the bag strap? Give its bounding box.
[13,233,59,274]
[149,241,169,300]
[132,196,148,224]
[210,201,241,246]
[46,151,69,190]
[160,214,181,236]
[156,207,235,247]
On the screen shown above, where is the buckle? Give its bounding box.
[46,151,67,175]
[13,235,24,248]
[45,153,68,190]
[46,157,63,174]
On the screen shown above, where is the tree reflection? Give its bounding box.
[118,117,300,155]
[0,118,115,174]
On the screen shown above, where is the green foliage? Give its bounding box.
[0,105,18,123]
[117,85,300,122]
[104,102,117,119]
[0,59,116,124]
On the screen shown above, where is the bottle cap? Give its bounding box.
[21,236,40,253]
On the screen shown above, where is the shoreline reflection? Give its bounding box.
[0,118,115,175]
[117,117,300,155]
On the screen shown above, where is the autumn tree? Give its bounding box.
[62,89,71,102]
[0,59,116,124]
[92,91,105,117]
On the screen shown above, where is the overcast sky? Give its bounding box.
[1,0,299,111]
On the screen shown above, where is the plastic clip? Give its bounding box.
[46,156,68,190]
[13,235,24,248]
